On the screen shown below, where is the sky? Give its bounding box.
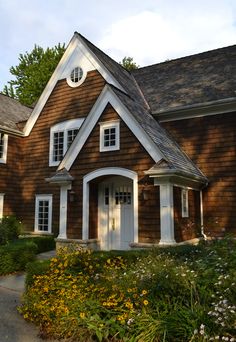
[1,0,236,90]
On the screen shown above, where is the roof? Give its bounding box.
[0,93,32,133]
[111,86,207,183]
[76,32,149,109]
[132,44,236,114]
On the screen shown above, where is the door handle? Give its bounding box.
[112,218,115,230]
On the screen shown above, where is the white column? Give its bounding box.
[159,183,176,245]
[58,184,71,239]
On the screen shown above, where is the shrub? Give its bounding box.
[0,216,23,245]
[20,236,55,253]
[0,241,37,275]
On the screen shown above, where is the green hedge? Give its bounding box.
[0,241,38,275]
[20,236,56,253]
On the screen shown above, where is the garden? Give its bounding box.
[19,237,236,341]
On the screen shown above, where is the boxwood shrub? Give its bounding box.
[0,241,38,275]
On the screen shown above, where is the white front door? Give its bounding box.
[98,177,134,250]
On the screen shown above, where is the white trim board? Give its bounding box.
[23,33,125,137]
[58,85,163,171]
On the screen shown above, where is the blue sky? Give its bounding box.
[1,0,236,90]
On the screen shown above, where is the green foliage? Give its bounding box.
[0,240,37,275]
[20,236,55,254]
[20,239,236,341]
[2,43,65,106]
[0,216,23,245]
[119,56,139,71]
[25,259,51,288]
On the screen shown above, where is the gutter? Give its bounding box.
[153,97,236,122]
[0,125,24,137]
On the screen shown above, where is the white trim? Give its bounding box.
[181,188,189,218]
[58,184,71,239]
[159,183,176,245]
[34,195,53,233]
[66,66,87,88]
[0,133,8,164]
[58,85,162,171]
[99,120,120,152]
[23,33,125,136]
[0,193,4,219]
[82,167,138,244]
[49,118,84,166]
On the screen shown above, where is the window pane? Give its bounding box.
[103,127,116,147]
[37,200,49,231]
[67,129,79,149]
[53,131,64,161]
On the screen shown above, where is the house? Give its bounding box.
[1,32,236,250]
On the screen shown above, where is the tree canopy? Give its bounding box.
[119,56,139,71]
[2,43,65,106]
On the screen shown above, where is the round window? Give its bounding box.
[70,67,83,83]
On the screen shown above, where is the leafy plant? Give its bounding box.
[0,216,23,245]
[20,239,236,341]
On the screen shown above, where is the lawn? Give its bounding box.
[20,238,236,341]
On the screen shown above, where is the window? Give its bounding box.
[0,133,8,164]
[181,188,189,218]
[49,119,84,166]
[99,121,120,152]
[35,195,52,233]
[67,66,86,87]
[0,194,4,219]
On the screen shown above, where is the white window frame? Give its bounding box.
[34,195,53,233]
[66,66,87,88]
[0,193,4,219]
[49,118,84,166]
[99,120,120,152]
[181,188,189,218]
[0,133,8,164]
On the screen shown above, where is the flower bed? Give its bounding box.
[20,238,236,341]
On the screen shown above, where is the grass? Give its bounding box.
[20,237,236,341]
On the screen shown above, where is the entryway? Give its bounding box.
[98,176,134,250]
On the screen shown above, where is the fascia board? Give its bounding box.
[23,33,126,137]
[76,35,125,92]
[58,85,162,171]
[23,34,79,136]
[156,98,236,122]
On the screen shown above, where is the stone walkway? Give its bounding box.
[0,250,59,342]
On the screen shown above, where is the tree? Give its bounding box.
[2,43,65,106]
[119,56,139,71]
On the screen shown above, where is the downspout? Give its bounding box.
[200,190,207,240]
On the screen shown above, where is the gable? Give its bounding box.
[69,104,156,175]
[58,85,163,172]
[23,33,125,137]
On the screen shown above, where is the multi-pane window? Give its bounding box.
[104,127,116,147]
[53,131,64,162]
[49,119,84,166]
[0,133,8,163]
[35,195,52,233]
[70,67,83,83]
[67,129,79,149]
[100,121,120,152]
[181,189,189,218]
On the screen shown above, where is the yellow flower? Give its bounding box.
[80,312,85,319]
[142,289,148,295]
[143,299,149,306]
